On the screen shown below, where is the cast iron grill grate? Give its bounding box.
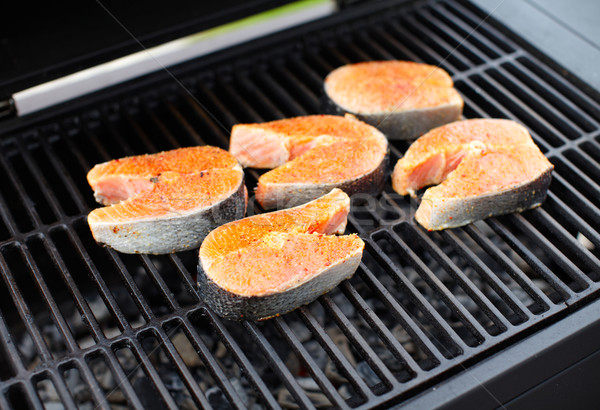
[0,0,599,408]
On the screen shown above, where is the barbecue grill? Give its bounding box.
[1,0,599,408]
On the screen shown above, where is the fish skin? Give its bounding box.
[87,147,246,254]
[198,188,364,321]
[198,242,362,321]
[391,119,554,230]
[230,115,388,210]
[255,153,388,210]
[416,168,553,230]
[323,61,463,140]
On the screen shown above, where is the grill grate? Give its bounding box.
[1,0,600,408]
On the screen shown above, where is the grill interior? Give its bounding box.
[1,0,600,408]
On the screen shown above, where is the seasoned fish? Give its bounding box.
[323,61,463,140]
[198,188,364,321]
[230,115,388,209]
[391,119,554,230]
[87,146,246,254]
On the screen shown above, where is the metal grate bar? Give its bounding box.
[532,207,600,270]
[0,150,43,230]
[546,191,600,249]
[550,172,600,227]
[296,307,375,400]
[430,4,506,58]
[275,317,351,408]
[20,245,79,352]
[236,74,286,120]
[39,135,88,214]
[354,32,395,61]
[0,191,19,239]
[166,255,200,302]
[512,56,600,121]
[558,156,600,199]
[509,213,594,288]
[23,380,44,409]
[44,371,79,409]
[128,339,179,409]
[458,76,554,149]
[0,311,24,375]
[371,27,423,63]
[356,258,445,365]
[99,348,146,409]
[142,102,182,149]
[387,19,459,73]
[153,327,213,409]
[339,281,423,376]
[75,359,111,409]
[404,12,477,69]
[194,317,281,410]
[103,251,155,323]
[319,294,401,389]
[103,113,135,157]
[441,229,535,321]
[64,227,134,331]
[189,84,237,137]
[493,65,590,136]
[0,248,53,362]
[415,229,514,331]
[487,219,576,301]
[138,256,179,312]
[338,38,372,62]
[43,234,108,341]
[273,64,321,112]
[255,71,308,117]
[216,78,266,123]
[475,71,572,147]
[444,2,518,52]
[244,320,316,409]
[165,101,207,146]
[125,112,159,153]
[387,229,487,344]
[0,388,12,409]
[180,314,249,409]
[179,91,233,147]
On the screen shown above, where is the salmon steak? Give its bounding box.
[392,119,554,230]
[87,146,247,254]
[198,188,364,321]
[323,61,463,140]
[230,114,388,210]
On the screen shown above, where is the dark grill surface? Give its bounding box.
[1,0,600,408]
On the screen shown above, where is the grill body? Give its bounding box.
[0,0,599,408]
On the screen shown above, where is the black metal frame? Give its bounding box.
[0,0,598,408]
[404,297,600,408]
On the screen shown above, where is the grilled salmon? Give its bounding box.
[230,115,388,209]
[87,146,246,254]
[391,119,554,230]
[323,61,463,140]
[198,188,364,320]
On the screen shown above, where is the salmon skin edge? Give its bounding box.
[416,168,553,230]
[320,88,463,141]
[88,176,247,254]
[257,150,390,210]
[197,250,361,321]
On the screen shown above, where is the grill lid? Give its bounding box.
[1,0,317,117]
[0,0,599,408]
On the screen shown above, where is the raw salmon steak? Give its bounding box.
[230,114,388,209]
[391,119,554,230]
[323,61,463,140]
[198,188,364,321]
[87,146,247,254]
